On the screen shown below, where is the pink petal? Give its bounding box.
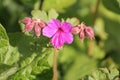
[62,32,73,44]
[43,26,58,38]
[42,19,61,38]
[48,19,61,29]
[34,26,41,37]
[61,22,72,32]
[51,31,64,48]
[24,23,34,32]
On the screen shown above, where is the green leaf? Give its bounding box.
[48,9,58,20]
[0,24,8,40]
[36,69,53,80]
[102,0,120,14]
[31,10,48,22]
[0,24,9,48]
[0,25,19,79]
[0,46,19,65]
[0,66,18,80]
[66,17,80,26]
[63,55,97,80]
[82,67,119,80]
[9,48,52,80]
[0,24,19,65]
[7,33,53,80]
[0,29,53,80]
[31,9,59,23]
[58,45,98,80]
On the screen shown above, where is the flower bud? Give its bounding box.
[85,27,94,40]
[34,26,41,37]
[80,23,86,30]
[24,23,34,32]
[79,31,85,42]
[39,20,46,28]
[72,27,80,34]
[22,17,32,24]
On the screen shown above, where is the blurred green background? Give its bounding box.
[0,0,120,80]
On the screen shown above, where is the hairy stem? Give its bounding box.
[88,0,101,56]
[93,0,101,25]
[39,0,44,10]
[53,48,57,80]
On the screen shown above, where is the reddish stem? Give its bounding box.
[53,48,57,80]
[88,0,101,56]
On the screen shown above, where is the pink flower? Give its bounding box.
[43,19,73,48]
[72,23,94,42]
[22,17,46,37]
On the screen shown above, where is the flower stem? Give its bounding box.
[93,0,101,25]
[39,0,44,10]
[53,48,57,80]
[88,0,101,56]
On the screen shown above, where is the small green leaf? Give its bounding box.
[48,9,58,20]
[66,17,80,26]
[31,9,59,22]
[31,10,48,22]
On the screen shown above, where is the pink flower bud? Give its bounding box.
[32,18,40,23]
[22,17,32,24]
[39,20,46,28]
[34,26,41,37]
[22,17,46,37]
[85,27,94,40]
[72,27,80,34]
[79,31,85,42]
[80,23,86,30]
[24,23,34,32]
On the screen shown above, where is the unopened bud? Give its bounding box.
[34,26,41,37]
[39,20,46,28]
[85,27,94,40]
[79,31,85,42]
[72,27,80,34]
[22,17,32,24]
[24,23,34,32]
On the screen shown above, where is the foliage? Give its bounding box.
[0,0,120,80]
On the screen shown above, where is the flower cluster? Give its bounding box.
[22,17,46,37]
[43,19,73,48]
[22,18,94,49]
[72,23,94,42]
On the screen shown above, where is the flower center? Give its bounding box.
[58,28,63,32]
